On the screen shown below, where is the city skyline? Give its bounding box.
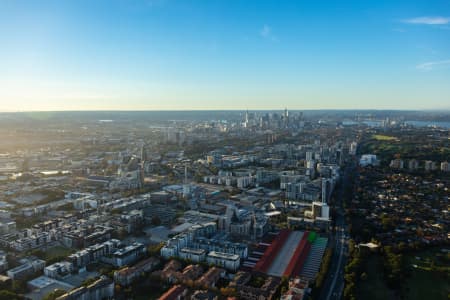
[1,0,450,111]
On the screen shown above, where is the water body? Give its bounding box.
[342,120,384,127]
[405,121,450,129]
[342,121,357,126]
[343,120,450,129]
[362,121,384,127]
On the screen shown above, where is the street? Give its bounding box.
[319,162,353,300]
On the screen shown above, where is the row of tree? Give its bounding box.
[343,240,362,300]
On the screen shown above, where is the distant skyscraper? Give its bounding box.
[283,108,289,128]
[243,109,250,128]
[306,151,313,161]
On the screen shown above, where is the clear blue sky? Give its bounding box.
[0,0,449,111]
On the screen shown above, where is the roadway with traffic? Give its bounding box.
[319,161,354,300]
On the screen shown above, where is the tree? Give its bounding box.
[11,279,27,294]
[81,277,98,287]
[397,242,407,252]
[383,246,405,289]
[151,216,161,226]
[43,289,66,300]
[279,276,289,295]
[343,282,356,300]
[360,272,368,281]
[148,243,164,256]
[0,290,20,300]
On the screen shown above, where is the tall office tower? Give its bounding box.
[283,108,289,127]
[321,178,328,204]
[243,110,250,128]
[306,151,313,161]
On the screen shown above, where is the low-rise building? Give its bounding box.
[7,258,46,280]
[235,275,280,300]
[56,276,114,300]
[44,261,73,279]
[159,285,188,300]
[191,290,218,300]
[281,277,309,300]
[104,242,146,267]
[408,159,419,170]
[0,251,8,272]
[192,237,248,259]
[424,160,437,171]
[206,251,240,272]
[113,257,160,286]
[67,239,120,270]
[0,221,16,234]
[179,248,206,263]
[389,159,404,169]
[195,267,225,288]
[359,154,379,167]
[26,276,74,300]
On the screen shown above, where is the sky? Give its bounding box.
[0,0,449,111]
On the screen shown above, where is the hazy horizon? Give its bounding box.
[0,108,450,113]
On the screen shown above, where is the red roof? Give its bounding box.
[159,285,186,300]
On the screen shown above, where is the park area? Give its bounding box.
[356,255,396,300]
[357,248,449,300]
[402,248,449,300]
[372,134,398,141]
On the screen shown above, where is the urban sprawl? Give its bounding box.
[0,110,448,300]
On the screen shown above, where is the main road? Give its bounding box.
[319,161,354,300]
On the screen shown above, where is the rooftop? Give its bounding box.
[207,251,240,260]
